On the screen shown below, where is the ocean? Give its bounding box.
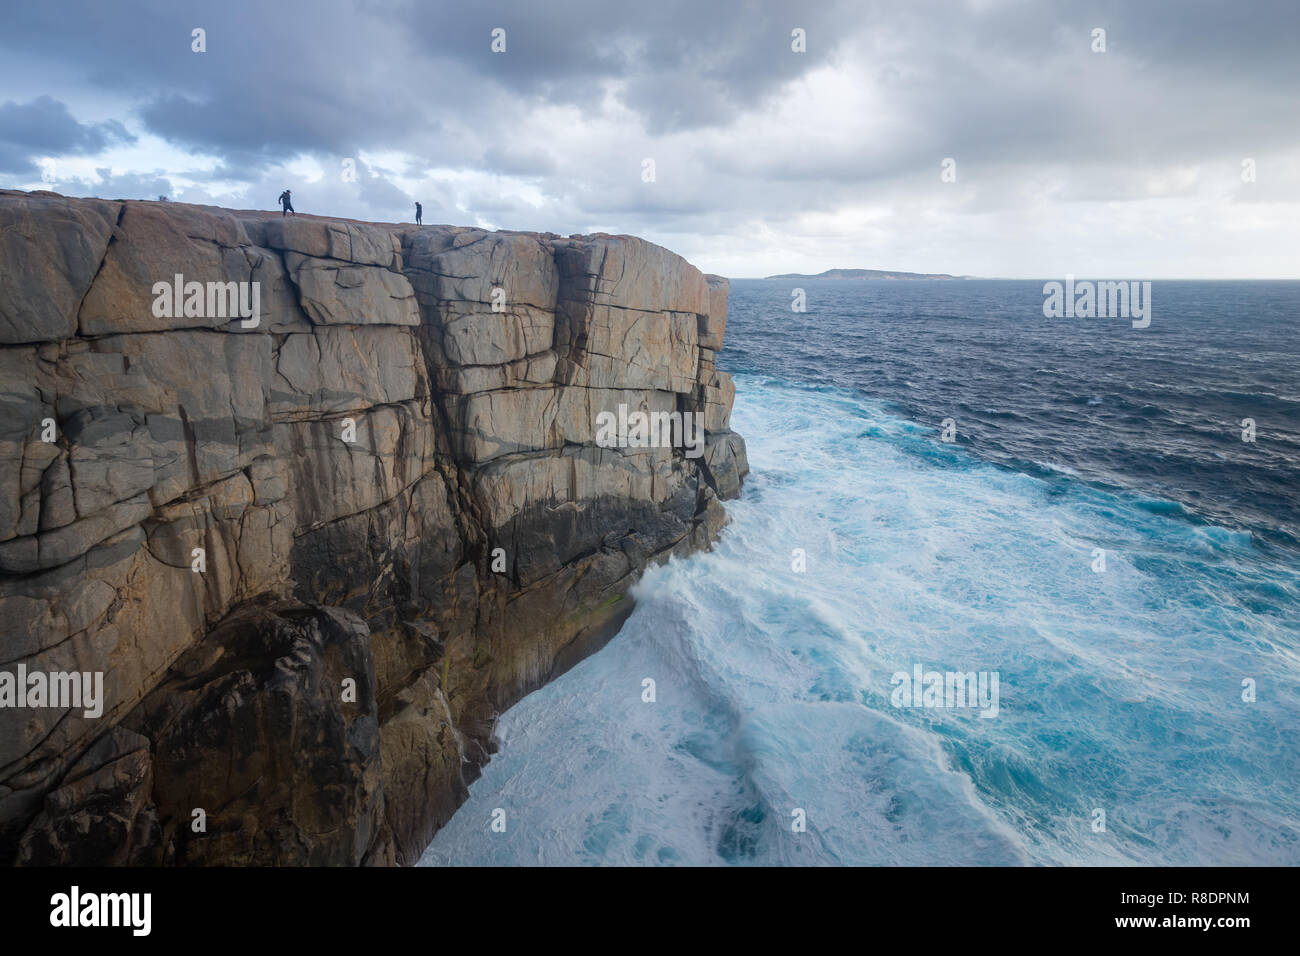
[419,279,1300,866]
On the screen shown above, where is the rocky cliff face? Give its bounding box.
[0,189,747,865]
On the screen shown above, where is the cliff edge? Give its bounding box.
[0,189,747,865]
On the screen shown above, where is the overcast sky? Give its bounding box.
[2,0,1297,278]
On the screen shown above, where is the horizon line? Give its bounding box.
[733,275,1300,282]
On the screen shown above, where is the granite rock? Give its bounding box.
[0,192,747,866]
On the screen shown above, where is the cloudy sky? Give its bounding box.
[2,0,1297,278]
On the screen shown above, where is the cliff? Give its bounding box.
[0,189,747,865]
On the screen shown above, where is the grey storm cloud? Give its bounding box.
[0,96,135,175]
[3,0,1298,177]
[0,0,861,169]
[395,0,865,133]
[1,0,1297,276]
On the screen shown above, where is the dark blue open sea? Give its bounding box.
[421,279,1300,866]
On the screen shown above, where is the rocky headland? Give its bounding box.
[0,189,746,865]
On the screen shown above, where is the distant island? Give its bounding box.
[765,268,970,280]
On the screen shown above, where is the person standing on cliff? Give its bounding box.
[278,189,295,216]
[415,201,422,225]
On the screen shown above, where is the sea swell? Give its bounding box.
[421,374,1300,866]
[720,280,1300,554]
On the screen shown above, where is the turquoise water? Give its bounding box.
[420,374,1300,866]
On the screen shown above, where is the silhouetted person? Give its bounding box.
[415,201,422,225]
[278,189,295,216]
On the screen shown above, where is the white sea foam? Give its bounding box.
[420,375,1300,866]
